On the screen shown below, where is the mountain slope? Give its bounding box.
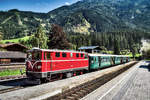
[0,9,48,39]
[0,0,150,39]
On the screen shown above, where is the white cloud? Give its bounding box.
[65,2,70,5]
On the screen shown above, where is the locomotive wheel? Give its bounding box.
[40,78,47,83]
[66,72,73,78]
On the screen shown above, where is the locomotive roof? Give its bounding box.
[88,53,130,57]
[28,47,87,53]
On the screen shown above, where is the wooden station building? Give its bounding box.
[0,43,28,64]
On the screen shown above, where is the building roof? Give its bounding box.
[0,43,28,52]
[78,46,100,50]
[0,43,27,48]
[0,51,26,59]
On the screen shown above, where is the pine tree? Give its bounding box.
[0,32,3,42]
[114,38,120,55]
[131,44,137,59]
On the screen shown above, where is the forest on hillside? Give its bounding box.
[9,24,148,57]
[0,0,150,58]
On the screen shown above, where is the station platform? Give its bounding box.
[81,61,150,100]
[0,61,136,100]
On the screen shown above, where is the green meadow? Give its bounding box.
[0,68,26,77]
[1,36,30,43]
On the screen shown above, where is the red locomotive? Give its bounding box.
[26,48,89,82]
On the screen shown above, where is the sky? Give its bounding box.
[0,0,80,13]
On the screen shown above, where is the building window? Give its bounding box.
[62,53,67,57]
[55,52,60,57]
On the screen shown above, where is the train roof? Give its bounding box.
[28,47,87,54]
[88,53,130,57]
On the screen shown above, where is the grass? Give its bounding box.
[106,50,113,54]
[1,36,31,43]
[0,68,26,77]
[127,53,142,57]
[145,59,150,61]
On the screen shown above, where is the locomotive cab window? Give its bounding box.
[32,51,41,60]
[62,53,67,57]
[56,52,60,57]
[27,52,32,60]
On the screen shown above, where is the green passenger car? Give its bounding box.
[114,57,121,64]
[123,57,127,63]
[88,54,130,70]
[100,56,112,68]
[89,54,113,70]
[89,56,99,70]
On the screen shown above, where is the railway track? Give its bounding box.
[0,86,24,94]
[0,75,26,81]
[45,62,137,100]
[0,65,25,71]
[0,76,28,94]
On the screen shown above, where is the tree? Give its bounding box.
[34,25,48,49]
[47,24,70,49]
[131,44,138,59]
[114,38,120,55]
[142,49,150,59]
[22,25,48,49]
[0,32,3,42]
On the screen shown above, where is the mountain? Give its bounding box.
[0,9,49,39]
[0,0,150,39]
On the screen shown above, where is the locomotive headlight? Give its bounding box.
[37,65,41,69]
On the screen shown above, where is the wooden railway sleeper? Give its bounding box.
[75,91,85,97]
[71,94,80,99]
[66,96,76,100]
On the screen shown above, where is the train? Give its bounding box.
[26,48,130,83]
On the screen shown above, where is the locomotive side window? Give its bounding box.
[84,54,88,59]
[47,53,50,60]
[76,53,79,58]
[62,53,67,57]
[70,53,73,57]
[81,54,83,57]
[56,52,60,57]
